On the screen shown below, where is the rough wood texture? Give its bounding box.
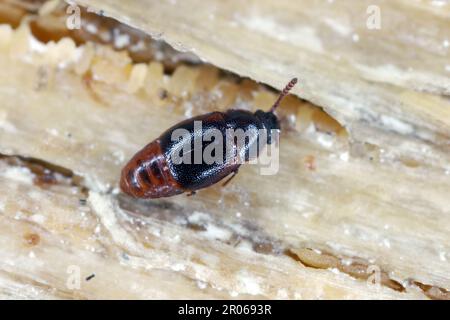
[0,0,449,299]
[2,158,423,299]
[76,0,450,164]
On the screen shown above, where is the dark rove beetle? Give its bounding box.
[120,78,298,199]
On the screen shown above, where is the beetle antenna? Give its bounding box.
[269,78,298,113]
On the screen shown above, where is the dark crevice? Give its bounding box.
[285,248,450,300]
[0,154,87,194]
[409,280,450,300]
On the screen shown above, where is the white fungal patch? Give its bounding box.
[235,240,253,252]
[356,63,450,94]
[237,15,324,53]
[0,110,17,133]
[88,192,143,253]
[201,224,232,241]
[85,24,98,34]
[235,270,264,296]
[112,150,125,164]
[1,166,34,185]
[229,290,239,297]
[170,263,186,272]
[196,280,207,290]
[381,238,391,249]
[380,115,414,135]
[113,30,131,49]
[316,133,335,148]
[188,212,232,241]
[0,24,13,48]
[29,214,46,225]
[277,288,289,299]
[28,32,48,54]
[323,18,351,36]
[352,33,360,42]
[188,211,211,224]
[46,128,59,136]
[339,151,349,162]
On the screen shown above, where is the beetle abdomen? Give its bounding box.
[120,140,184,199]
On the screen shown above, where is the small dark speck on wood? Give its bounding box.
[85,274,95,281]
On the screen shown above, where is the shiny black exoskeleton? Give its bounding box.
[159,108,279,190]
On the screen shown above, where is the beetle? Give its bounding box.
[120,78,298,199]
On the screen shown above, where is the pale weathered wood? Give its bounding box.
[0,0,449,299]
[75,0,450,163]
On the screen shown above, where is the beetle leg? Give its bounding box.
[222,169,239,187]
[187,191,197,197]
